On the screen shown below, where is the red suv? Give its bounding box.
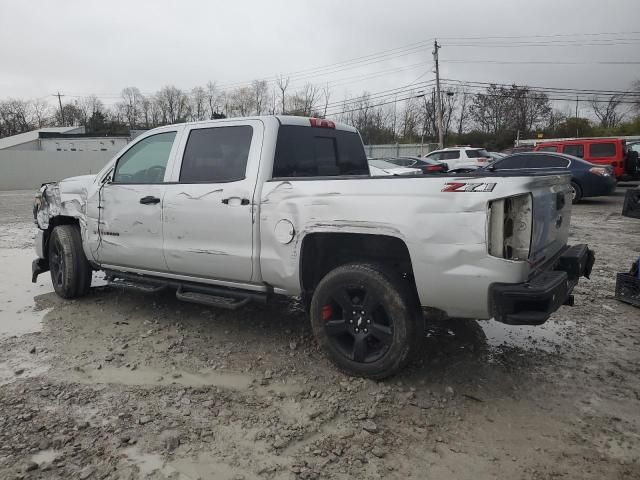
[534,138,635,180]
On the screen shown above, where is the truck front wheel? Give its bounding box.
[310,263,422,379]
[48,225,92,299]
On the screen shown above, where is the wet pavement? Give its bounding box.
[0,187,639,479]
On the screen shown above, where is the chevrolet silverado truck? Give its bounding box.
[32,116,595,378]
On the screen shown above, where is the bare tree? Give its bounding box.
[190,86,207,121]
[205,81,222,119]
[591,94,628,129]
[251,80,269,115]
[455,88,470,135]
[156,86,189,124]
[119,87,144,128]
[31,98,51,128]
[229,87,254,116]
[322,83,331,118]
[276,75,290,114]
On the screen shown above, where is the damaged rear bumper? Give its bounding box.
[489,244,595,325]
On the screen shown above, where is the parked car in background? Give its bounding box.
[484,152,616,203]
[368,158,422,176]
[382,156,448,174]
[488,152,506,163]
[534,138,636,180]
[425,147,492,170]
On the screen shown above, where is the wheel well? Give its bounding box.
[43,216,79,257]
[300,232,417,298]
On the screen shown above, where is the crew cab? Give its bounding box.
[32,116,594,378]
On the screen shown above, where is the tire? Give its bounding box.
[48,224,92,299]
[310,263,422,379]
[570,181,582,204]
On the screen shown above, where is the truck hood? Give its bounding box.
[56,174,97,194]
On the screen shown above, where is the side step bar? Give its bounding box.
[108,278,168,293]
[176,286,250,310]
[104,270,268,310]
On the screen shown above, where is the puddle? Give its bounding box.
[123,447,258,480]
[71,366,303,396]
[0,248,53,339]
[480,319,575,353]
[74,366,254,389]
[31,448,60,465]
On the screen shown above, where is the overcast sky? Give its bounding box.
[1,0,638,113]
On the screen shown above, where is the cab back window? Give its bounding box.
[537,146,558,152]
[272,126,368,178]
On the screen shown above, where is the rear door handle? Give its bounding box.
[222,197,250,206]
[140,196,160,205]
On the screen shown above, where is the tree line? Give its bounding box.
[1,78,638,150]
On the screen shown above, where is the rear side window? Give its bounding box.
[180,126,253,183]
[272,126,368,178]
[466,149,489,158]
[537,146,558,152]
[562,144,584,158]
[589,142,616,158]
[440,151,460,160]
[493,156,528,170]
[527,155,569,168]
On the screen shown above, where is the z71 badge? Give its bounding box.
[442,182,497,192]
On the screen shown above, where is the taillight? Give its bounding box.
[488,194,533,260]
[476,158,488,164]
[589,167,610,176]
[309,118,335,129]
[425,165,442,172]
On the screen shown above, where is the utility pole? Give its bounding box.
[54,92,65,125]
[575,96,579,138]
[433,40,444,149]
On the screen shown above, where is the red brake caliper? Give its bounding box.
[322,304,332,321]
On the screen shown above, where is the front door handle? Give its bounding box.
[140,196,160,205]
[222,197,250,206]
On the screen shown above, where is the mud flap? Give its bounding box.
[32,258,49,283]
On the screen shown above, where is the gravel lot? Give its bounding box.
[0,186,639,479]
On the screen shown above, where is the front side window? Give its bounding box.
[113,132,176,184]
[590,142,616,158]
[562,144,584,158]
[180,126,253,183]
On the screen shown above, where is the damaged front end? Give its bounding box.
[31,175,94,282]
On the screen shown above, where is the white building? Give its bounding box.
[0,126,130,152]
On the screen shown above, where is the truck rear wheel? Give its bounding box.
[48,225,92,299]
[310,263,422,379]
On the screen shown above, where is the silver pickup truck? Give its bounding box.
[32,116,594,378]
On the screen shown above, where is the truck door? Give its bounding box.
[162,120,263,284]
[91,129,181,272]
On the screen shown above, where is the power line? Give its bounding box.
[440,59,640,65]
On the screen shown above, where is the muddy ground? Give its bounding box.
[0,186,639,480]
